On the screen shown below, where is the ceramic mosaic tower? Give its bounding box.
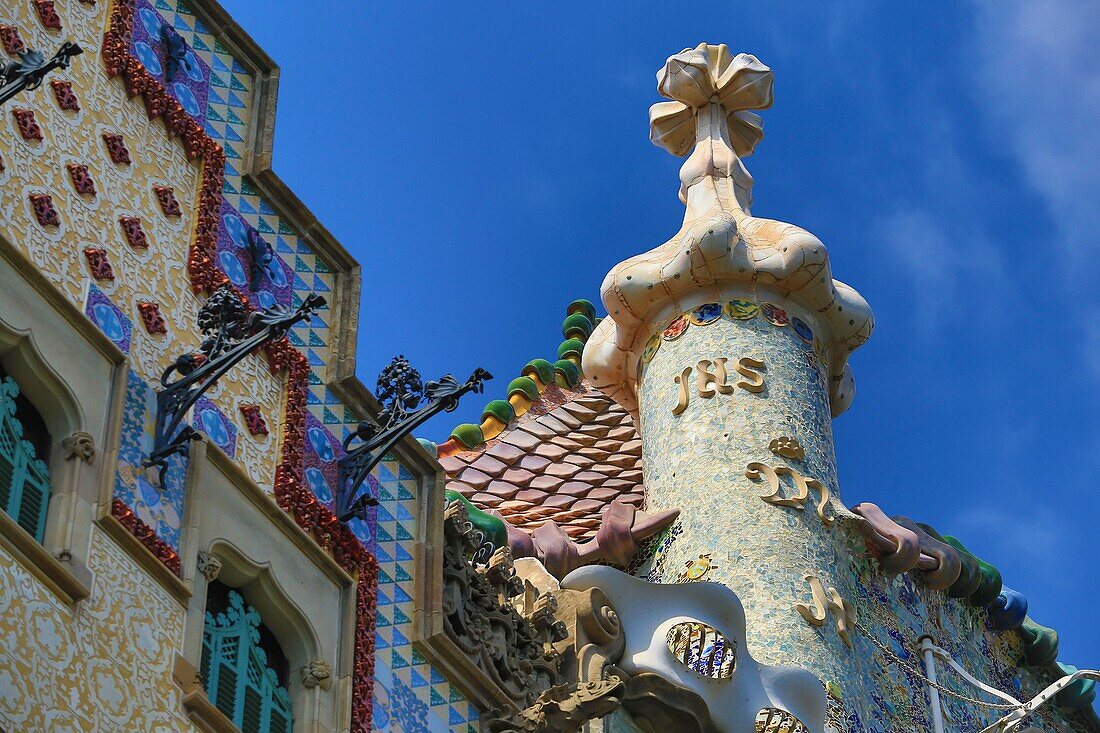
[584,44,874,690]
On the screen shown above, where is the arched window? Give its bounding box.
[201,580,294,733]
[0,373,52,542]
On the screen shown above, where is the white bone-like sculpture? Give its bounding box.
[583,43,873,418]
[562,565,826,732]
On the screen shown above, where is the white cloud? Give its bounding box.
[874,207,1006,334]
[970,0,1100,274]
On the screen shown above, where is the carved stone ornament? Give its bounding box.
[62,431,95,463]
[196,550,222,582]
[485,677,626,733]
[769,436,805,461]
[301,660,333,691]
[441,499,564,709]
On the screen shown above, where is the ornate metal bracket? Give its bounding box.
[246,228,274,291]
[160,25,191,80]
[336,356,490,522]
[144,285,325,482]
[0,42,82,107]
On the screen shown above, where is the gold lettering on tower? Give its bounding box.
[795,574,856,649]
[671,357,766,414]
[745,462,834,526]
[734,357,766,393]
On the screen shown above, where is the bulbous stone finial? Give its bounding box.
[582,44,873,418]
[650,44,773,206]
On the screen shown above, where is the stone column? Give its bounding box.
[583,43,874,699]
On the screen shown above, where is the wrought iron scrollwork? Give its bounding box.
[0,42,82,107]
[160,25,191,80]
[336,356,491,522]
[246,228,274,291]
[145,285,325,482]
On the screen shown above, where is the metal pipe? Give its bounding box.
[920,635,946,733]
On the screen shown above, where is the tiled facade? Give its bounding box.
[0,0,475,731]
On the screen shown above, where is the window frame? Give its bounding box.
[0,248,126,604]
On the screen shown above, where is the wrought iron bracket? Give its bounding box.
[246,228,274,291]
[336,357,491,522]
[144,285,325,483]
[0,42,82,107]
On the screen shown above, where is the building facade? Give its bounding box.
[0,3,1095,733]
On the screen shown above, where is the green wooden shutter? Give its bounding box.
[201,590,294,733]
[0,377,50,542]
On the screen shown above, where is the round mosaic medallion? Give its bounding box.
[641,333,661,363]
[662,315,690,341]
[724,299,759,320]
[688,302,723,326]
[792,316,814,343]
[760,302,790,327]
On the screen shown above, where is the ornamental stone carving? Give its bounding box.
[62,431,95,463]
[485,677,626,733]
[583,43,873,418]
[196,551,222,582]
[441,499,565,709]
[301,660,333,690]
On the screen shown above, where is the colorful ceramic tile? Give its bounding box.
[662,315,690,341]
[688,302,723,326]
[84,285,133,353]
[641,333,661,364]
[792,316,814,343]
[759,301,789,327]
[723,299,759,320]
[192,396,238,458]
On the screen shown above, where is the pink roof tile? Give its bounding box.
[442,382,645,539]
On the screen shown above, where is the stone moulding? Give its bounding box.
[583,43,873,418]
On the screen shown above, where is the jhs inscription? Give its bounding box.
[672,357,766,416]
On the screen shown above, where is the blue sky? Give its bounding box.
[225,2,1100,665]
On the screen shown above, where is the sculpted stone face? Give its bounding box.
[561,565,826,732]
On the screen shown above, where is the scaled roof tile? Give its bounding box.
[442,382,644,539]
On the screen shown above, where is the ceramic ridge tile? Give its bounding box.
[557,481,594,497]
[466,454,507,476]
[483,481,522,500]
[484,441,525,464]
[587,487,622,502]
[576,446,612,460]
[543,462,582,478]
[546,407,582,429]
[620,440,643,456]
[542,495,578,508]
[533,443,568,460]
[500,467,536,484]
[533,414,571,433]
[456,467,493,489]
[561,402,600,421]
[572,470,607,483]
[446,481,475,496]
[549,436,583,451]
[565,432,598,447]
[518,454,551,471]
[607,425,636,441]
[528,475,564,491]
[514,489,550,504]
[500,429,540,450]
[577,424,612,439]
[518,421,557,440]
[561,453,595,468]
